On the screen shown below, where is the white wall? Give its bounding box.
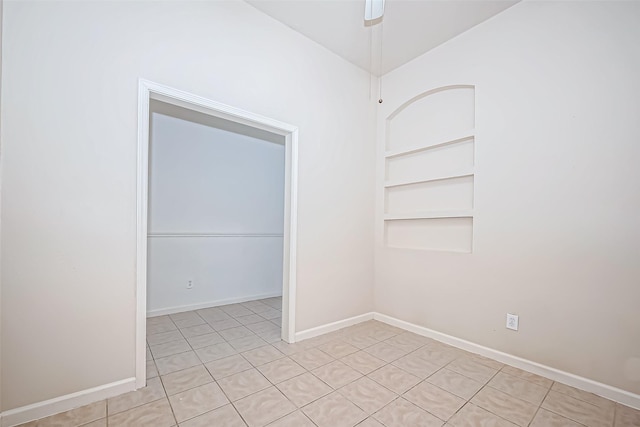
[375,1,640,395]
[147,104,285,314]
[0,0,376,411]
[0,0,3,414]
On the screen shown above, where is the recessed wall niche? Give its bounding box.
[386,217,474,253]
[385,175,474,214]
[383,85,475,253]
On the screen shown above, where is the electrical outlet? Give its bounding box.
[506,313,519,331]
[186,280,193,290]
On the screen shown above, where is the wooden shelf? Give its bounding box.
[384,170,474,188]
[384,210,473,221]
[385,129,474,159]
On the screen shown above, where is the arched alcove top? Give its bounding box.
[385,84,475,153]
[387,84,475,121]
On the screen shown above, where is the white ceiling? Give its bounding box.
[245,0,519,76]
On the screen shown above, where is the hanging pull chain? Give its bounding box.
[369,14,373,101]
[378,21,384,104]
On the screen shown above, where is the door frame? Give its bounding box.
[135,79,299,388]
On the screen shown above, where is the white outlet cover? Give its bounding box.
[506,313,519,331]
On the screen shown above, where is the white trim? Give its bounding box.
[137,79,299,390]
[148,90,296,136]
[294,311,640,408]
[136,81,150,389]
[373,313,640,410]
[147,292,282,317]
[295,312,375,342]
[1,378,135,427]
[283,130,299,344]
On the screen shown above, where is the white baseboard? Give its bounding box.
[147,292,282,317]
[8,310,639,427]
[1,377,136,427]
[295,312,374,342]
[373,313,640,410]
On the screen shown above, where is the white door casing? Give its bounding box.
[136,79,299,388]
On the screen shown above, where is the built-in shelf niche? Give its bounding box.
[385,217,473,253]
[385,175,474,214]
[385,137,474,184]
[383,85,476,253]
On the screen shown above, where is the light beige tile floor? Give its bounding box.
[18,296,640,427]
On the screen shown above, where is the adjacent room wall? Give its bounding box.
[0,0,376,410]
[375,1,640,395]
[147,102,285,314]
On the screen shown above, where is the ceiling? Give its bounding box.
[245,0,519,76]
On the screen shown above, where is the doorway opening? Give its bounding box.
[136,80,299,387]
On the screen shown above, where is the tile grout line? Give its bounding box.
[160,314,180,427]
[457,365,515,426]
[526,382,556,427]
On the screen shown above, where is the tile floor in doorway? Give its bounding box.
[19,297,640,426]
